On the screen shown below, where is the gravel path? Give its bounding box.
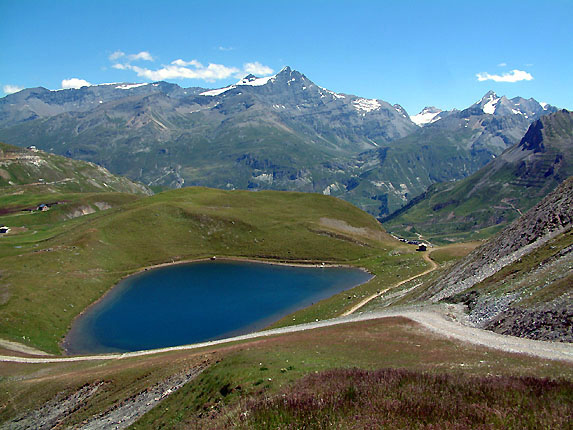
[342,251,438,316]
[1,307,572,364]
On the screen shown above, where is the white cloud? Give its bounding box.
[497,62,507,67]
[120,62,240,82]
[111,52,274,83]
[114,61,274,83]
[109,50,154,62]
[218,46,233,51]
[171,59,202,67]
[476,69,533,83]
[61,78,92,89]
[243,62,274,76]
[109,50,125,61]
[129,51,154,61]
[3,84,23,94]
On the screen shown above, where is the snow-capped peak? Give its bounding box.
[235,74,275,87]
[540,102,549,110]
[411,106,442,126]
[479,90,498,101]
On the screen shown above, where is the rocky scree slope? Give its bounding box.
[421,177,573,341]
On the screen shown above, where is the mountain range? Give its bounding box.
[383,109,573,243]
[0,67,558,216]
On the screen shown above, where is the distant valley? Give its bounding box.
[383,109,573,243]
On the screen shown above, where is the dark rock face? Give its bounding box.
[519,119,545,152]
[485,306,573,342]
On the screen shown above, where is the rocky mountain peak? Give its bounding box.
[273,66,307,84]
[519,118,545,153]
[480,90,498,101]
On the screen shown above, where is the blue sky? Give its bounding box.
[1,0,571,115]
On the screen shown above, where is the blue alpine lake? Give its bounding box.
[64,260,372,354]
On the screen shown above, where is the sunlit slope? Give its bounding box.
[0,187,396,353]
[0,142,152,195]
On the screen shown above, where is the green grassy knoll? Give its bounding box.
[0,186,420,354]
[0,191,143,258]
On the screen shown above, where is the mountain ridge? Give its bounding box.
[0,68,560,216]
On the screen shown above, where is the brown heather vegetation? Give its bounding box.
[235,368,573,429]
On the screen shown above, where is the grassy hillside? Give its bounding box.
[0,142,152,195]
[0,187,427,354]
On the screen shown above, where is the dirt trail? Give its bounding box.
[2,306,571,364]
[342,251,438,316]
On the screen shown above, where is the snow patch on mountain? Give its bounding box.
[318,87,345,100]
[236,75,274,87]
[411,107,442,126]
[200,86,234,96]
[483,94,500,114]
[115,83,149,90]
[201,74,276,96]
[352,98,381,112]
